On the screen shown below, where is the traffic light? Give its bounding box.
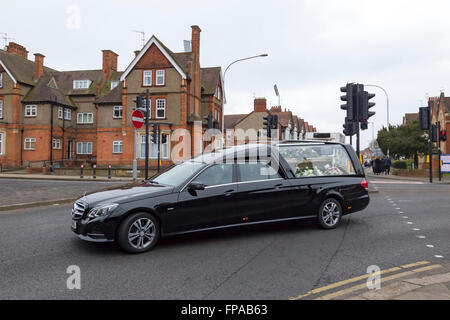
[359,90,376,131]
[161,133,167,144]
[419,107,430,130]
[263,114,273,138]
[151,124,158,144]
[340,83,356,121]
[440,130,447,142]
[134,96,143,109]
[204,112,213,129]
[271,115,278,130]
[343,118,357,136]
[432,124,438,143]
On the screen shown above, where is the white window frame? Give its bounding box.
[156,99,166,119]
[64,108,72,120]
[110,81,119,90]
[58,107,63,119]
[77,113,94,124]
[161,133,169,159]
[25,105,37,117]
[0,73,3,88]
[52,138,61,150]
[76,142,93,155]
[0,99,3,119]
[113,140,123,154]
[24,138,36,150]
[143,70,152,86]
[0,132,4,155]
[113,106,123,119]
[73,80,91,90]
[156,70,165,86]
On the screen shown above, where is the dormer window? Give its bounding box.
[73,80,91,90]
[110,81,119,90]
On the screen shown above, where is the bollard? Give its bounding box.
[108,165,112,179]
[80,165,84,179]
[93,164,96,179]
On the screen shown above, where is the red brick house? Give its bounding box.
[0,25,223,169]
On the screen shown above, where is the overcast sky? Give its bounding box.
[3,0,450,148]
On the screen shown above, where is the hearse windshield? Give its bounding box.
[152,161,206,186]
[278,144,356,177]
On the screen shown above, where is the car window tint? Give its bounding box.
[279,144,356,177]
[238,162,281,182]
[194,164,233,187]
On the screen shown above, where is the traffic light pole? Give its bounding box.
[429,113,433,183]
[157,124,161,173]
[145,89,150,180]
[438,122,441,182]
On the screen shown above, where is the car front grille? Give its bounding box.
[72,200,88,220]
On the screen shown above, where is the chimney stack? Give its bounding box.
[254,98,267,112]
[102,50,118,78]
[33,53,45,80]
[270,106,282,113]
[6,42,28,59]
[191,25,201,114]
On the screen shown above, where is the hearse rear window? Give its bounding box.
[279,144,356,177]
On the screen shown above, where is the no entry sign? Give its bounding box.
[131,110,144,129]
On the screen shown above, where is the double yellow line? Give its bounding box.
[289,261,442,300]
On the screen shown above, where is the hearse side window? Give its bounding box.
[194,164,233,187]
[238,162,282,182]
[279,144,356,177]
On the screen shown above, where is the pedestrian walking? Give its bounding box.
[384,157,392,175]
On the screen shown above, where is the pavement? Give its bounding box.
[0,172,133,182]
[0,176,448,299]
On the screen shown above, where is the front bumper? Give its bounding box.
[71,217,118,242]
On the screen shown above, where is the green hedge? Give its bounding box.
[392,160,408,169]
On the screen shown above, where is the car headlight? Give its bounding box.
[87,203,119,219]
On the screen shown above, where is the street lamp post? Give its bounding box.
[221,54,268,143]
[365,84,390,156]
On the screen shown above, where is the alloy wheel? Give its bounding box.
[322,202,340,227]
[128,218,155,249]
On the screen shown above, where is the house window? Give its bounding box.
[161,133,169,159]
[113,106,123,119]
[113,140,123,154]
[53,138,61,149]
[0,132,4,155]
[76,142,92,155]
[0,99,3,119]
[110,81,119,90]
[0,73,2,88]
[58,107,63,119]
[143,70,152,86]
[215,86,221,100]
[77,113,94,124]
[73,80,91,90]
[156,99,166,119]
[64,108,72,120]
[25,105,37,117]
[156,70,165,86]
[24,138,36,150]
[140,135,148,158]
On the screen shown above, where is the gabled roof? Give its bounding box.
[0,49,55,86]
[120,35,187,82]
[224,114,247,130]
[201,67,221,95]
[271,110,292,128]
[22,74,75,107]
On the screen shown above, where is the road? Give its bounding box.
[0,178,449,299]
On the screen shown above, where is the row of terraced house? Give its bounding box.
[0,25,316,170]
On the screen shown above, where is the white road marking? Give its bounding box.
[435,255,444,259]
[402,216,409,219]
[407,222,413,225]
[413,228,421,231]
[371,180,425,185]
[427,245,434,248]
[417,236,426,239]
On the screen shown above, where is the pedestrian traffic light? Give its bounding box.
[151,125,158,144]
[204,112,213,129]
[419,107,430,131]
[440,130,447,142]
[341,83,356,121]
[161,133,167,144]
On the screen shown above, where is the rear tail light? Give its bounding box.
[361,179,369,190]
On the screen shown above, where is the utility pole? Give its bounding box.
[145,89,150,180]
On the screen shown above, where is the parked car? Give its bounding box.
[71,141,370,253]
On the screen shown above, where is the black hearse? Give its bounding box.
[71,141,369,253]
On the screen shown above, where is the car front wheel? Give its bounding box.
[117,212,160,253]
[317,198,342,229]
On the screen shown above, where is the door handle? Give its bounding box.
[274,183,283,189]
[224,190,234,197]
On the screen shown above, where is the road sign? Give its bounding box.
[131,110,144,129]
[442,154,450,173]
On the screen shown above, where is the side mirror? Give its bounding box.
[188,181,205,191]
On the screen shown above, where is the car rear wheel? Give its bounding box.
[317,198,342,229]
[117,212,160,253]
